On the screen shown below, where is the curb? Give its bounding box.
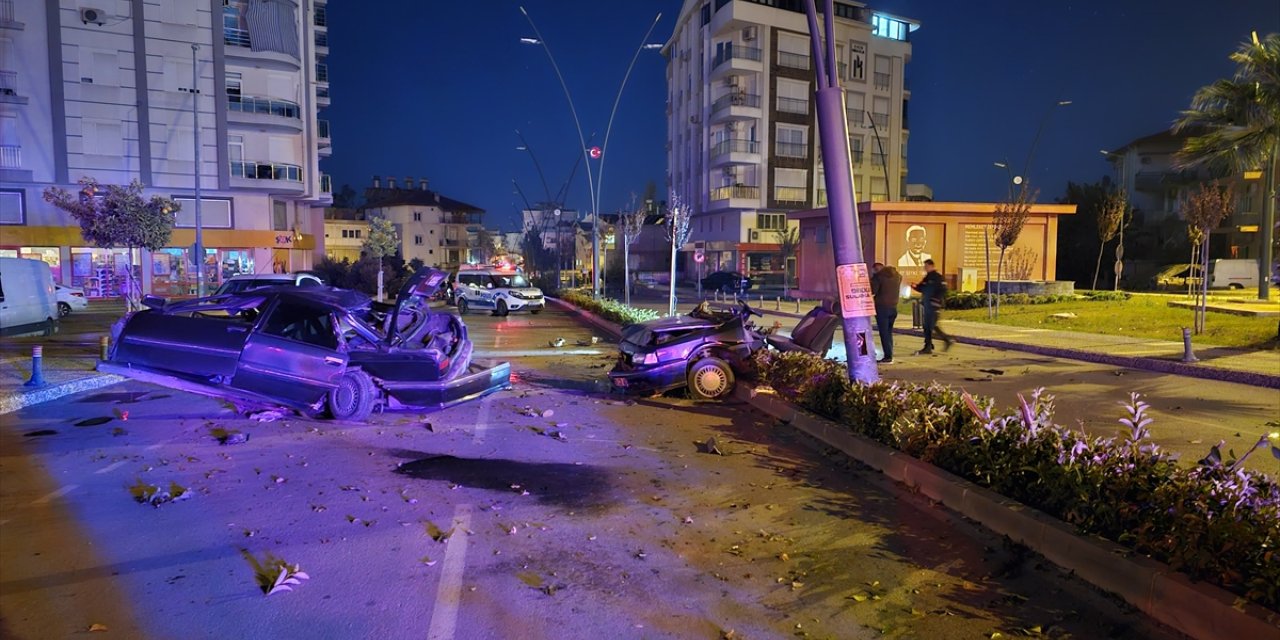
[894,327,1280,390]
[545,297,624,340]
[549,297,1280,639]
[734,385,1280,640]
[0,374,125,415]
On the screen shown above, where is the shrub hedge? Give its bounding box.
[943,290,1131,310]
[751,349,1280,612]
[558,290,660,326]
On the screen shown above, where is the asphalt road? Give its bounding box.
[0,303,1189,639]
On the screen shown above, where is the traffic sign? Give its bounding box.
[693,250,705,264]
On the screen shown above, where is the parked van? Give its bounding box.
[0,257,60,337]
[1208,259,1258,290]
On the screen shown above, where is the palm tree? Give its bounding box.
[1175,31,1280,300]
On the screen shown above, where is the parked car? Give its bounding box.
[608,300,837,400]
[1153,264,1203,290]
[100,268,510,421]
[215,272,324,295]
[701,271,752,294]
[55,283,88,317]
[0,257,59,337]
[1207,258,1257,290]
[451,266,544,316]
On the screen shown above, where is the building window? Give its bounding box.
[226,72,242,99]
[272,201,288,231]
[756,213,786,231]
[341,229,349,238]
[413,211,422,222]
[871,14,910,42]
[775,124,807,158]
[171,197,233,228]
[354,230,361,239]
[873,55,891,90]
[0,189,24,224]
[414,235,423,245]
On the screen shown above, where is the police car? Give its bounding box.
[451,265,544,316]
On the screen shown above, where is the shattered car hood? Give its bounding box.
[631,314,721,333]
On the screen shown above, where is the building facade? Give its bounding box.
[361,176,483,271]
[322,206,365,262]
[665,0,916,285]
[0,0,332,297]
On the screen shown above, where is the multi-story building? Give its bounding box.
[361,176,484,270]
[0,0,332,297]
[665,0,917,285]
[1105,128,1269,263]
[322,207,365,262]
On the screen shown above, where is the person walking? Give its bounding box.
[870,263,902,363]
[911,259,953,354]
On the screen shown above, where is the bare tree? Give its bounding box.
[617,193,648,306]
[991,185,1038,318]
[1092,189,1126,290]
[1183,182,1235,333]
[773,225,800,299]
[665,195,693,317]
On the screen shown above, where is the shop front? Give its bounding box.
[0,246,63,285]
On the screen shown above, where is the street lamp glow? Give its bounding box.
[519,37,540,45]
[642,43,663,50]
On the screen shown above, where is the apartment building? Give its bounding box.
[665,0,916,285]
[361,176,484,270]
[322,206,365,262]
[0,0,332,297]
[1105,128,1270,262]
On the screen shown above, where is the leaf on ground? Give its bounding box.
[848,593,868,602]
[425,521,454,543]
[541,409,554,418]
[420,556,437,567]
[89,624,109,632]
[516,571,544,589]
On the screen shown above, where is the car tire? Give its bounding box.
[58,302,72,317]
[327,369,376,422]
[457,298,469,315]
[687,356,735,401]
[1229,283,1243,290]
[497,299,510,316]
[530,308,541,315]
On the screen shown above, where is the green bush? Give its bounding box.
[559,290,660,326]
[943,290,1130,309]
[752,349,1280,613]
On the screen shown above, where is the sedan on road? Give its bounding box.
[100,268,510,421]
[701,270,752,293]
[54,283,88,317]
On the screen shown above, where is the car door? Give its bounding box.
[462,274,496,309]
[232,298,346,405]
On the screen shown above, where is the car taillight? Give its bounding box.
[633,353,658,366]
[71,292,85,297]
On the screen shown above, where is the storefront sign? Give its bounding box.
[274,234,295,248]
[835,263,874,318]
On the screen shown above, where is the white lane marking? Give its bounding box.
[145,443,164,451]
[95,460,128,474]
[472,395,493,444]
[426,504,473,640]
[32,485,78,505]
[473,349,605,358]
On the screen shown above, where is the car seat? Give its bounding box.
[765,300,838,357]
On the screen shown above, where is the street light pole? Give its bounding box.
[519,7,662,300]
[1020,99,1072,186]
[191,43,204,297]
[804,0,877,384]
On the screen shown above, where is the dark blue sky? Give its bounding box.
[321,0,1280,232]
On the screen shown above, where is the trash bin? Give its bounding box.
[911,300,922,328]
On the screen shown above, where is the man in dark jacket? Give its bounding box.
[870,263,902,363]
[911,259,953,354]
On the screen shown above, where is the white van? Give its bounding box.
[0,257,60,337]
[1208,259,1258,290]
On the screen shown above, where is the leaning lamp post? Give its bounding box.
[803,0,877,384]
[519,7,662,300]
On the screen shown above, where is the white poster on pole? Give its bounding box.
[835,263,875,318]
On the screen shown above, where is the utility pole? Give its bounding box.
[191,43,204,297]
[804,0,877,384]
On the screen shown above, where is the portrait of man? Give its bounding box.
[897,225,931,267]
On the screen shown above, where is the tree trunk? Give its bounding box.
[1092,239,1106,291]
[1198,235,1210,334]
[624,244,631,307]
[668,240,678,317]
[995,247,1007,319]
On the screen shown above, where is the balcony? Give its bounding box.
[773,186,807,203]
[874,72,890,90]
[776,96,809,115]
[710,92,762,123]
[775,142,808,158]
[317,119,331,145]
[320,174,332,193]
[870,112,889,129]
[710,184,760,205]
[846,109,866,128]
[776,51,810,71]
[0,70,23,104]
[710,138,760,167]
[224,28,300,69]
[316,63,329,83]
[230,161,304,191]
[0,0,24,29]
[816,189,826,206]
[314,5,327,27]
[316,85,330,106]
[314,31,328,50]
[0,144,20,168]
[709,45,762,82]
[226,95,303,133]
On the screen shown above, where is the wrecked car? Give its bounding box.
[608,300,839,401]
[100,268,510,421]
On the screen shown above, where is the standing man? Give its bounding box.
[870,262,902,363]
[911,259,953,354]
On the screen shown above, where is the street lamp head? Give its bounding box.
[642,43,663,50]
[1057,100,1072,106]
[519,37,541,45]
[993,161,1008,168]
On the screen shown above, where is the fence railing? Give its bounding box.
[776,96,808,115]
[712,45,762,69]
[316,64,328,83]
[0,70,15,95]
[710,185,760,200]
[777,51,810,70]
[711,92,761,113]
[773,186,807,202]
[874,72,890,90]
[317,119,330,139]
[227,96,300,119]
[320,174,332,193]
[0,145,20,169]
[231,161,303,182]
[711,139,759,156]
[225,27,250,48]
[775,141,807,158]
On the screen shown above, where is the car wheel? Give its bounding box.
[42,318,56,337]
[457,298,469,315]
[58,302,72,317]
[530,308,541,315]
[497,299,510,316]
[1229,283,1243,290]
[327,369,376,422]
[687,356,735,401]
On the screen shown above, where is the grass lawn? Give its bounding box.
[946,295,1280,349]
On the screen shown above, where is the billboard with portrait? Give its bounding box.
[886,222,944,281]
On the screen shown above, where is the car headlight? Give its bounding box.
[509,291,526,299]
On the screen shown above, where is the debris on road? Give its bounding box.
[549,338,566,348]
[243,550,310,596]
[249,409,287,422]
[129,480,192,507]
[698,436,725,456]
[210,427,248,445]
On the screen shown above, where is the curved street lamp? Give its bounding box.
[519,6,662,299]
